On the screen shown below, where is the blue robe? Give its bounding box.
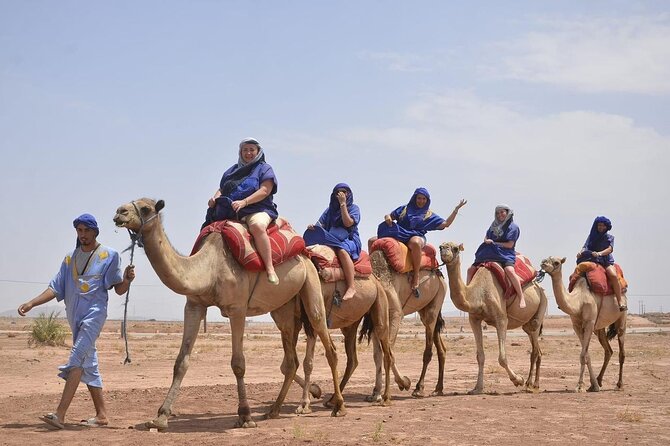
[577,216,615,266]
[49,245,124,387]
[303,183,362,260]
[205,160,278,226]
[377,187,445,243]
[473,223,520,265]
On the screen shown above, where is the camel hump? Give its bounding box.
[568,262,627,295]
[304,244,372,282]
[193,217,305,271]
[369,237,438,273]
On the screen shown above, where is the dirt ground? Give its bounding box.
[1,314,669,445]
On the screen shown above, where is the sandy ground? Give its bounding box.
[0,314,669,445]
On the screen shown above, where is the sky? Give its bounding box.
[1,1,669,322]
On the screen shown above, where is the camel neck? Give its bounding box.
[445,259,472,313]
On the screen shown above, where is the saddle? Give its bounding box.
[370,237,439,274]
[568,262,628,295]
[304,244,372,283]
[192,217,305,271]
[474,253,537,299]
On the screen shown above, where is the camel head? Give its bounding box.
[114,198,165,233]
[439,242,464,266]
[539,256,566,275]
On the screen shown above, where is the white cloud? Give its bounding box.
[487,14,670,94]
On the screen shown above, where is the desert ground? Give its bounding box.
[0,314,669,446]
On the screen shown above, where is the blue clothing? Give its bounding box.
[578,216,615,266]
[205,161,278,226]
[303,183,362,260]
[473,222,520,265]
[49,245,124,387]
[377,187,445,243]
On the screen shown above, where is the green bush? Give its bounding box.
[29,311,68,346]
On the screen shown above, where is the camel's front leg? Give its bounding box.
[574,321,598,392]
[265,300,300,419]
[146,302,206,431]
[370,291,394,406]
[468,315,485,395]
[230,313,256,428]
[494,318,524,388]
[616,327,625,390]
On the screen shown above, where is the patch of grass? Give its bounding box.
[616,407,643,422]
[292,423,305,439]
[29,311,68,347]
[371,420,384,442]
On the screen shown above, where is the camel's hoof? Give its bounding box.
[295,404,312,415]
[365,393,382,403]
[587,385,600,393]
[412,389,425,398]
[309,383,322,399]
[398,376,411,391]
[330,406,347,418]
[616,383,624,391]
[379,398,392,407]
[234,418,258,428]
[145,419,168,431]
[575,386,586,393]
[468,388,483,395]
[263,410,280,420]
[524,385,540,394]
[323,396,336,409]
[431,389,445,397]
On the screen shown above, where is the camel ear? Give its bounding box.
[560,257,566,264]
[155,200,165,213]
[458,243,464,251]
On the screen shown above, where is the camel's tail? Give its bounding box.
[435,312,445,334]
[606,323,617,340]
[300,298,315,339]
[370,249,393,285]
[358,313,374,344]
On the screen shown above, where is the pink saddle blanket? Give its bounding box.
[192,217,305,272]
[474,253,537,299]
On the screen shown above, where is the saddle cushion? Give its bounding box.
[568,262,627,295]
[370,237,439,274]
[304,244,372,283]
[192,217,305,271]
[475,253,537,298]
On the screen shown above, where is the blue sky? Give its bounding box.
[1,1,669,321]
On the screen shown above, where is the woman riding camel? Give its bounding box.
[203,137,280,285]
[373,187,466,296]
[577,216,625,311]
[304,183,362,300]
[469,204,526,308]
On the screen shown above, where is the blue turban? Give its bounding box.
[73,213,100,236]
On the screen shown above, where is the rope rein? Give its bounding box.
[120,201,158,365]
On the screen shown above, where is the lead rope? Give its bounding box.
[120,201,157,365]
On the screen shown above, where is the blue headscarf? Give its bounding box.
[73,213,99,247]
[585,216,613,252]
[322,183,355,230]
[402,187,433,230]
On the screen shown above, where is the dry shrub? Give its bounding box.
[29,311,67,347]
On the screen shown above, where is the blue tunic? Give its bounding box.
[303,183,362,260]
[204,160,278,227]
[49,245,123,387]
[473,223,520,265]
[377,187,445,243]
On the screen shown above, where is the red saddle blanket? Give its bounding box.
[474,253,537,299]
[370,237,439,274]
[191,217,305,272]
[304,244,372,283]
[568,262,628,295]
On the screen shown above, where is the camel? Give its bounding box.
[367,249,445,400]
[439,242,547,394]
[539,256,627,392]
[113,198,345,430]
[293,271,397,412]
